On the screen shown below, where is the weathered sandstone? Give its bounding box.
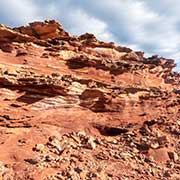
[0,20,179,179]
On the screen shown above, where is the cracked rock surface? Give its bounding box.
[0,20,179,179]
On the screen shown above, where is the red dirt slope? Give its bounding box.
[0,20,179,179]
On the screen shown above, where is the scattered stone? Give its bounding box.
[24,158,39,165]
[45,155,54,162]
[148,148,170,163]
[168,151,179,162]
[79,171,86,179]
[163,171,171,178]
[0,19,179,180]
[33,144,45,152]
[150,141,159,149]
[87,136,96,150]
[157,136,169,147]
[77,131,86,137]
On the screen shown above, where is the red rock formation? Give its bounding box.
[0,20,179,179]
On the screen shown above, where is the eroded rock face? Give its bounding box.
[0,20,179,179]
[14,20,69,40]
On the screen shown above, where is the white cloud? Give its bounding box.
[0,0,41,26]
[66,9,114,42]
[34,0,115,42]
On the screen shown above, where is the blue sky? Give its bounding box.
[0,0,180,71]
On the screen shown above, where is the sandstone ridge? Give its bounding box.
[0,20,179,179]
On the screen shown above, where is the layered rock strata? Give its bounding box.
[0,20,179,179]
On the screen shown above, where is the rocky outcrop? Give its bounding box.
[14,20,69,40]
[0,20,179,179]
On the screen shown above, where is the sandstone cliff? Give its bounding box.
[0,20,179,179]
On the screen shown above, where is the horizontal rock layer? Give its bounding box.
[0,20,179,179]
